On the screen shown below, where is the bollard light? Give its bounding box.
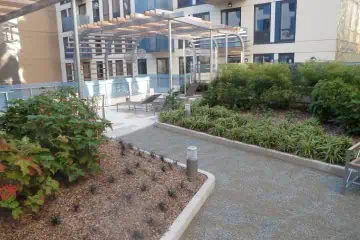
[184,103,191,117]
[186,146,198,178]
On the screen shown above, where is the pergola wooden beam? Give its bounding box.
[0,0,62,24]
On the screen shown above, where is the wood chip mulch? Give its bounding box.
[0,140,207,240]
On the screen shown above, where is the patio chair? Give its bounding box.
[117,94,162,113]
[341,142,360,194]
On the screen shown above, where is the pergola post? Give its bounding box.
[71,0,83,97]
[225,34,228,64]
[210,30,213,80]
[168,19,173,91]
[183,40,187,95]
[104,40,110,80]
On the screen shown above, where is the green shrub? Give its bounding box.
[310,78,360,134]
[262,87,295,109]
[0,133,59,219]
[159,104,352,165]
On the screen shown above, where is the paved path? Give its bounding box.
[120,126,360,240]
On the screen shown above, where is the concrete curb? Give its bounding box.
[155,122,345,178]
[111,137,215,240]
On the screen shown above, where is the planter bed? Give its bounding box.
[0,140,207,240]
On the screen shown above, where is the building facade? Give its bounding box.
[0,6,62,85]
[55,0,360,82]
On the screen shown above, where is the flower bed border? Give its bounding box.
[155,122,345,177]
[112,138,216,240]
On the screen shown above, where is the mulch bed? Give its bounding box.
[0,140,207,240]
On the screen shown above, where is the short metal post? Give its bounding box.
[102,94,106,119]
[186,146,198,178]
[184,103,191,117]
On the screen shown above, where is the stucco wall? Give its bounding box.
[336,0,360,62]
[0,6,62,85]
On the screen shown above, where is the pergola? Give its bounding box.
[73,9,247,96]
[0,0,247,97]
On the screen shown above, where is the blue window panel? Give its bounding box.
[196,0,206,5]
[178,0,192,8]
[139,35,173,53]
[253,54,274,64]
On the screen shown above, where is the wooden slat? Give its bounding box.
[0,5,19,14]
[0,0,35,7]
[0,0,61,24]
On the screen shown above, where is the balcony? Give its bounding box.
[62,15,90,32]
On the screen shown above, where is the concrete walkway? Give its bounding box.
[102,105,157,138]
[118,125,360,240]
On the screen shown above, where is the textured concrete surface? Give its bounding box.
[102,105,157,138]
[120,126,360,240]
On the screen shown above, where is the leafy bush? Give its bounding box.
[0,87,110,218]
[0,133,59,219]
[160,104,352,165]
[203,64,294,109]
[311,78,360,134]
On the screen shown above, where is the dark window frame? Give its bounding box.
[108,61,113,77]
[254,3,272,45]
[115,60,124,76]
[221,8,241,27]
[278,53,295,63]
[83,62,91,81]
[193,12,210,21]
[253,53,274,64]
[276,0,297,43]
[96,61,104,80]
[137,59,147,75]
[156,58,169,74]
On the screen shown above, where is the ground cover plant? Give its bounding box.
[159,103,353,165]
[0,140,206,240]
[0,87,111,218]
[202,62,360,135]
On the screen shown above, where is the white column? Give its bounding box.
[119,0,124,17]
[270,1,276,43]
[225,34,228,64]
[183,40,187,95]
[108,0,113,19]
[130,0,135,14]
[99,0,104,21]
[86,1,93,23]
[71,0,83,97]
[168,20,173,90]
[210,30,213,79]
[274,53,279,63]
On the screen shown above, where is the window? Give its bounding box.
[113,0,120,18]
[115,60,124,76]
[178,0,192,8]
[126,62,133,76]
[83,62,91,80]
[197,56,210,73]
[254,3,271,44]
[196,0,206,4]
[63,37,73,58]
[96,61,104,79]
[93,0,100,22]
[114,41,122,53]
[253,54,274,63]
[102,0,109,21]
[193,12,210,21]
[138,59,147,75]
[135,0,172,13]
[108,61,113,77]
[95,39,102,55]
[179,56,193,74]
[279,53,295,63]
[65,63,73,82]
[123,0,131,16]
[221,8,241,27]
[228,56,241,63]
[276,0,297,42]
[178,40,191,49]
[125,39,133,52]
[60,0,70,4]
[157,58,169,74]
[79,4,86,15]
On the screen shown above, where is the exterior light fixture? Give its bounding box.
[228,2,232,7]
